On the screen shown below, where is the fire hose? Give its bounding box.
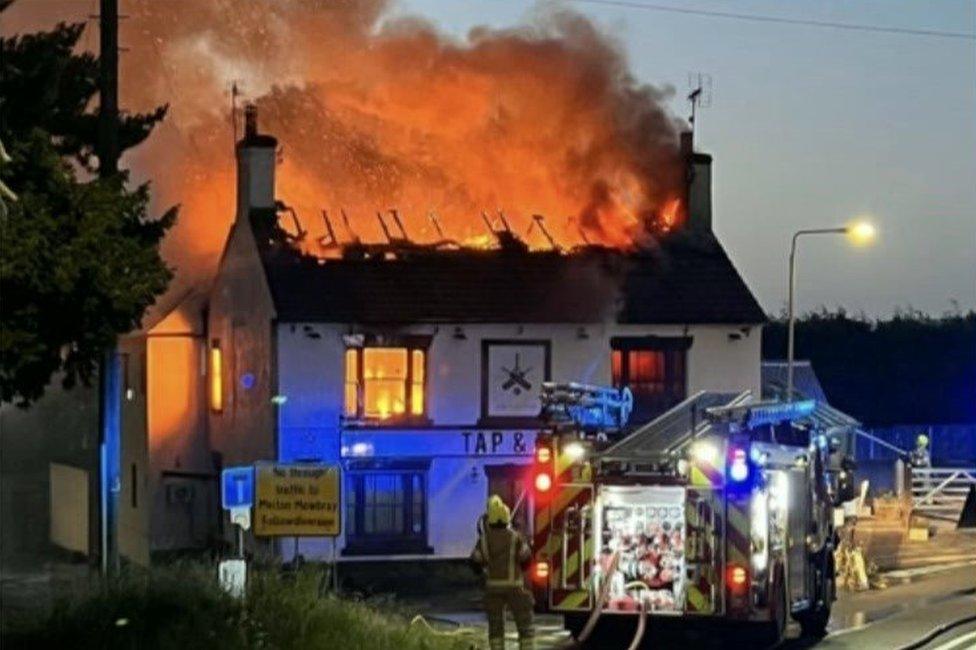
[892,613,976,650]
[621,582,652,650]
[407,614,481,640]
[559,551,621,649]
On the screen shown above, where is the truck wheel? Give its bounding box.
[797,552,833,638]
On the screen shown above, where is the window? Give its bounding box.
[344,346,427,421]
[344,471,430,555]
[611,336,690,423]
[210,339,223,413]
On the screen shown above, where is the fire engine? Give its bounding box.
[529,383,847,646]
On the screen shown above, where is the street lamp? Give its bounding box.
[786,220,876,400]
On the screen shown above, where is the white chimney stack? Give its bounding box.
[681,130,712,233]
[236,104,277,220]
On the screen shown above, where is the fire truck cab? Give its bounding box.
[530,384,842,646]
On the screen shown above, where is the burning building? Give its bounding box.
[1,2,764,569]
[196,108,765,560]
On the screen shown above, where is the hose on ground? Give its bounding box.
[409,614,481,639]
[560,551,621,648]
[893,613,976,650]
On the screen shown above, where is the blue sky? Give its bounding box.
[399,0,976,316]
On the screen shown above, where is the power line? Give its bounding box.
[570,0,976,41]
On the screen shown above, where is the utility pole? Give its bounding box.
[98,0,120,177]
[97,0,121,577]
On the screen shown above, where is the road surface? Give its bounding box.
[432,562,976,649]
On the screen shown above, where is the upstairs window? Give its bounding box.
[611,336,690,424]
[344,346,427,421]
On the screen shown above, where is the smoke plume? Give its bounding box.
[12,0,688,290]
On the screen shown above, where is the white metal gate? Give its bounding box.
[911,467,976,518]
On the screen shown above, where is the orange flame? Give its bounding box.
[11,1,688,283]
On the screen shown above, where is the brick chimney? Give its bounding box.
[681,130,712,233]
[236,104,277,220]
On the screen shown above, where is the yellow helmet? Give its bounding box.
[486,494,511,526]
[917,434,929,448]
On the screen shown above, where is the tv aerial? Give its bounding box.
[687,72,713,138]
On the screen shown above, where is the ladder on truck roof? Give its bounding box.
[540,381,633,430]
[599,390,751,461]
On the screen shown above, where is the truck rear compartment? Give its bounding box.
[594,485,687,614]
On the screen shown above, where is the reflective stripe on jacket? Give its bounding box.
[471,522,531,588]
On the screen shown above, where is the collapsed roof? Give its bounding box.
[251,210,767,326]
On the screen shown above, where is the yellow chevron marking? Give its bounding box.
[726,502,751,565]
[555,590,589,611]
[555,450,573,478]
[686,585,711,613]
[564,549,580,583]
[727,503,749,537]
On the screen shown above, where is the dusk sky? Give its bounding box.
[6,0,975,317]
[401,0,976,317]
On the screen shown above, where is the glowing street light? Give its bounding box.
[847,220,877,247]
[786,219,877,398]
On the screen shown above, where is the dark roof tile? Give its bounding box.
[259,232,766,325]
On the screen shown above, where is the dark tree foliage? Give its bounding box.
[763,308,976,427]
[0,16,175,406]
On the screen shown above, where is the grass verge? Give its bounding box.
[1,564,481,650]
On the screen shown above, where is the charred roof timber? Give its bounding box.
[481,211,529,254]
[232,109,759,327]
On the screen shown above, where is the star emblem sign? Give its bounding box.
[501,353,533,395]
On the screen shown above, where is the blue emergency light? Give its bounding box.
[729,447,749,482]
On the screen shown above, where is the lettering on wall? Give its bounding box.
[462,431,530,456]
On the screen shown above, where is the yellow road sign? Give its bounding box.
[254,463,341,537]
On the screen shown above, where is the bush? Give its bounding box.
[1,564,480,650]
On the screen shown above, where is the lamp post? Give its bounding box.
[786,221,876,400]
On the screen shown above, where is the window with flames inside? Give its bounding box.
[344,347,426,422]
[611,337,689,424]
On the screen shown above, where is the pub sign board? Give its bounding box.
[254,463,341,537]
[482,340,551,421]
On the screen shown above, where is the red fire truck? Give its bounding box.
[529,383,844,646]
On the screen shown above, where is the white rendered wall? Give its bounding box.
[275,321,760,560]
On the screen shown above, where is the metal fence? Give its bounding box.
[857,425,976,463]
[911,467,976,518]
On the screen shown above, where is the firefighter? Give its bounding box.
[470,494,534,650]
[909,433,931,468]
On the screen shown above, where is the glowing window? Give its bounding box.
[344,349,359,417]
[611,338,688,424]
[344,347,426,420]
[411,350,425,415]
[210,340,223,413]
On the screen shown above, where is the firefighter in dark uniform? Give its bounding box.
[470,495,535,650]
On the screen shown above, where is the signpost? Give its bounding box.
[218,463,342,594]
[218,558,247,598]
[219,466,255,597]
[221,465,255,533]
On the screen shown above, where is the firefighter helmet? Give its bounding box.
[916,434,929,449]
[486,494,511,526]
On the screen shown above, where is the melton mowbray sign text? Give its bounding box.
[254,463,340,537]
